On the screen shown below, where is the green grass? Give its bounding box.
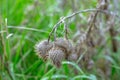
[0,0,120,80]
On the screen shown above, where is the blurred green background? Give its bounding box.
[0,0,120,80]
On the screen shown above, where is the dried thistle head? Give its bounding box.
[35,40,53,61]
[54,38,73,54]
[68,53,78,61]
[48,46,65,68]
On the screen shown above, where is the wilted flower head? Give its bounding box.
[68,53,78,61]
[35,40,52,61]
[54,38,73,54]
[48,46,65,68]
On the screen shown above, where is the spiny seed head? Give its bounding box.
[68,49,78,61]
[35,40,53,61]
[54,38,73,54]
[48,47,65,68]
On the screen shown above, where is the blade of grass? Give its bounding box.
[24,60,42,74]
[41,74,69,80]
[7,26,49,33]
[41,67,56,78]
[73,74,97,80]
[62,61,84,74]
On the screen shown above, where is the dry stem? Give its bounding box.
[47,8,117,42]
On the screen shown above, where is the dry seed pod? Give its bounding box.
[54,38,73,54]
[48,47,65,68]
[67,47,78,61]
[68,53,78,61]
[35,40,53,61]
